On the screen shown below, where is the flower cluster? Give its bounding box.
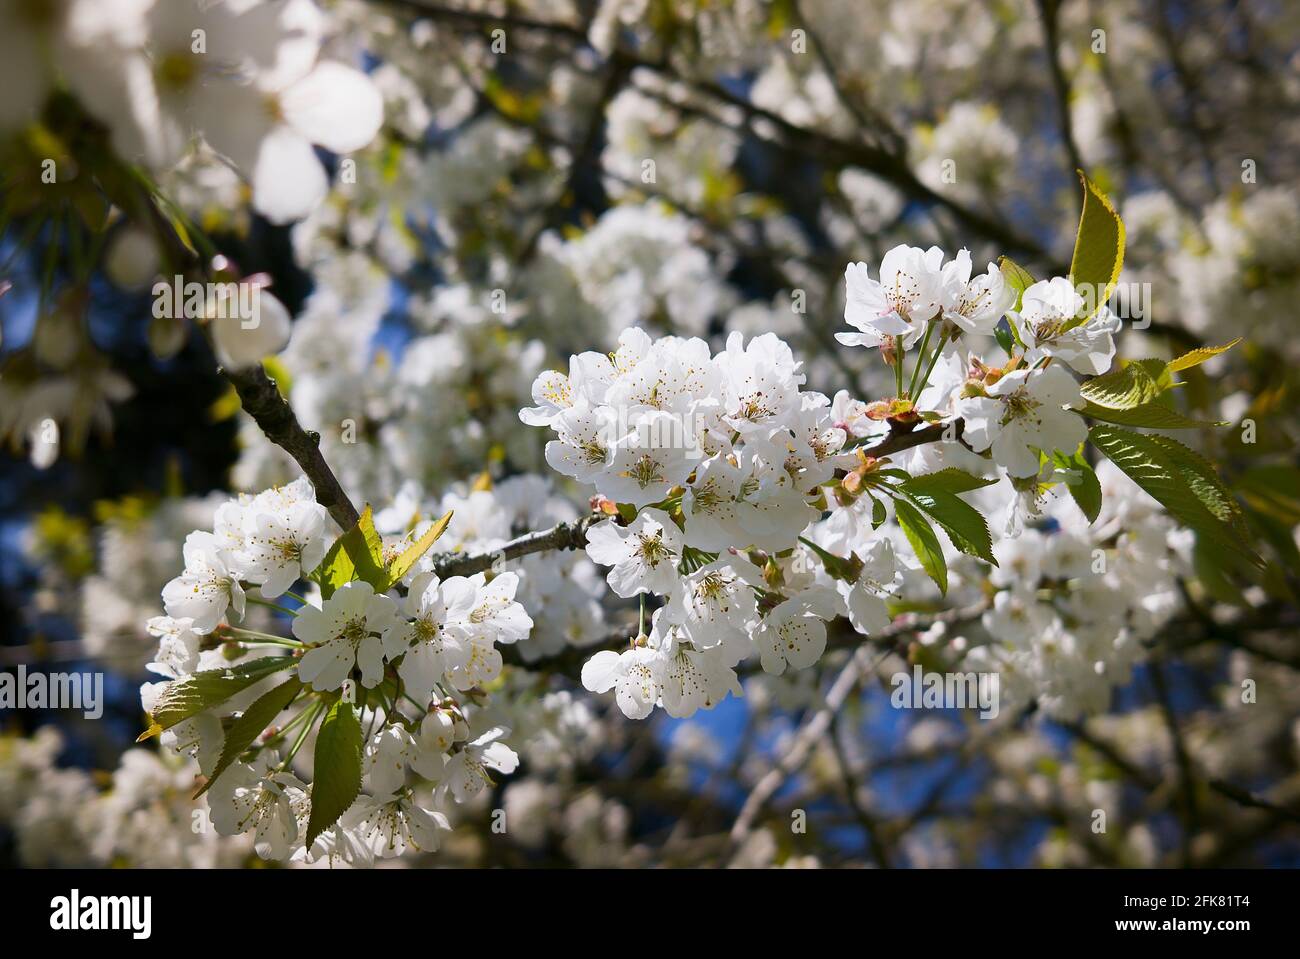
[523,327,901,718]
[523,243,1136,722]
[143,476,538,864]
[837,246,1118,478]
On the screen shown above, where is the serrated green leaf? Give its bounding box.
[1064,171,1125,332]
[1079,361,1167,409]
[1052,450,1103,524]
[305,700,363,848]
[380,510,453,590]
[195,676,303,798]
[896,485,997,566]
[1166,338,1241,373]
[897,468,999,495]
[1088,425,1262,568]
[139,656,294,740]
[1131,358,1177,390]
[1081,400,1226,429]
[311,505,386,599]
[1149,434,1249,531]
[894,498,948,595]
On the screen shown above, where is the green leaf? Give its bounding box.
[1243,509,1300,602]
[1052,450,1103,524]
[305,700,363,848]
[1166,338,1241,373]
[1079,361,1168,409]
[997,256,1036,314]
[139,656,295,741]
[195,676,303,798]
[893,498,948,595]
[870,495,887,530]
[1081,400,1226,429]
[154,195,198,257]
[380,510,453,590]
[1235,465,1300,525]
[1192,539,1247,607]
[896,486,997,566]
[311,505,386,599]
[1088,425,1262,568]
[897,468,999,495]
[994,321,1015,357]
[873,468,912,482]
[1064,171,1125,332]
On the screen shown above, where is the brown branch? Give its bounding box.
[1036,0,1087,192]
[370,0,1055,265]
[1060,719,1160,791]
[1207,779,1300,826]
[429,420,956,587]
[222,365,360,530]
[1150,659,1199,867]
[431,512,600,579]
[829,712,893,867]
[727,599,990,847]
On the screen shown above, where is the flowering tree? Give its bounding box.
[2,0,1298,869]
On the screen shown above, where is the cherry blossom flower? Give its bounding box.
[1010,280,1120,374]
[581,645,666,720]
[207,762,307,861]
[939,249,1017,336]
[584,509,684,598]
[293,581,400,690]
[161,531,246,633]
[442,726,520,802]
[838,245,946,346]
[959,365,1088,478]
[239,499,329,599]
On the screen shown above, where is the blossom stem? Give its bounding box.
[246,596,301,618]
[913,328,950,399]
[280,701,324,771]
[431,513,599,578]
[222,626,302,647]
[907,322,935,398]
[262,695,316,746]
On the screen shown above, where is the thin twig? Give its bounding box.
[728,600,990,847]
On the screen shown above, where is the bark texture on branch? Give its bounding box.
[222,365,361,531]
[431,513,600,579]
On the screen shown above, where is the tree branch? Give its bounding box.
[223,365,360,530]
[370,0,1055,265]
[728,599,990,847]
[431,513,600,578]
[1036,0,1087,190]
